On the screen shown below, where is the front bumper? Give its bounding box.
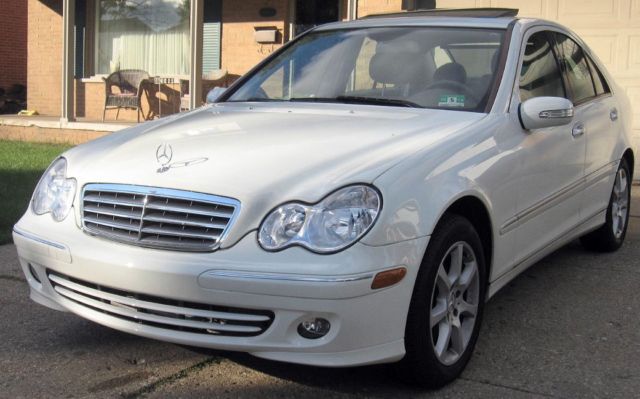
[13,212,429,367]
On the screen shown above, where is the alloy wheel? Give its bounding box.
[611,167,629,239]
[430,241,480,366]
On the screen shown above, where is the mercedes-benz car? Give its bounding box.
[13,8,634,387]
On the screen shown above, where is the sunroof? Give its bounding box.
[362,8,519,19]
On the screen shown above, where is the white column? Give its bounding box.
[348,0,358,20]
[61,0,75,122]
[189,0,204,110]
[288,0,296,41]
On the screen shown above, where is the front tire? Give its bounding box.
[580,159,631,252]
[397,214,486,388]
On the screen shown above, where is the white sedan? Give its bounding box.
[13,9,634,387]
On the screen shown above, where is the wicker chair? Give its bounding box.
[102,69,150,122]
[179,79,190,112]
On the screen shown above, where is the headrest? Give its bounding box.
[369,50,426,85]
[433,62,467,84]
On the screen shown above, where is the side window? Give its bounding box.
[554,33,596,103]
[519,31,566,102]
[587,56,610,96]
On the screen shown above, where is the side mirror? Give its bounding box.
[206,87,227,104]
[519,96,574,130]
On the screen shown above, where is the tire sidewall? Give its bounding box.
[606,159,632,247]
[402,215,487,386]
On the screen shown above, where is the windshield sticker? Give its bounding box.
[438,95,465,108]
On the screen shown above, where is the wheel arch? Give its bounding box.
[622,148,635,180]
[434,195,494,281]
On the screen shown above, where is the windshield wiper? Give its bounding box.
[336,96,423,108]
[289,96,423,108]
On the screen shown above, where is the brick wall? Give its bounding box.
[220,0,288,76]
[23,0,409,120]
[357,0,404,17]
[0,0,27,91]
[27,0,63,116]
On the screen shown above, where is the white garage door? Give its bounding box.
[439,0,640,177]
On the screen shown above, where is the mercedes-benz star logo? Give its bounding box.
[155,143,208,174]
[156,143,173,166]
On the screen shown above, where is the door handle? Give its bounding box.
[610,108,618,121]
[572,123,585,138]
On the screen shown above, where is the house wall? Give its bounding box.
[220,0,289,77]
[27,0,63,116]
[357,0,404,16]
[0,0,28,91]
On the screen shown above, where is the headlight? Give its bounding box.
[258,185,381,253]
[32,158,77,222]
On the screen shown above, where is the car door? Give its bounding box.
[508,29,586,265]
[552,32,619,219]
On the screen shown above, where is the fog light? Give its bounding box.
[297,317,330,339]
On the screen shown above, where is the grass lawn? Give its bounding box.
[0,140,73,245]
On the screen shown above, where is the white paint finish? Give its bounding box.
[492,0,640,175]
[13,217,427,366]
[63,103,484,248]
[12,17,635,367]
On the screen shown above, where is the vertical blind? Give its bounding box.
[203,0,222,74]
[95,0,190,76]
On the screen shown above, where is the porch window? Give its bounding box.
[95,0,190,76]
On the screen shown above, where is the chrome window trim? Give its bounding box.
[81,183,241,252]
[510,23,616,113]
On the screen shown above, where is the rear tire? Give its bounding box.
[397,214,486,388]
[580,159,631,252]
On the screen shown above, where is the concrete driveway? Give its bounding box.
[1,188,639,399]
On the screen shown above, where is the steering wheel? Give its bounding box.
[422,80,479,104]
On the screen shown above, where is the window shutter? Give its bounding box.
[203,0,222,73]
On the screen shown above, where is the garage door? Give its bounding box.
[439,0,640,177]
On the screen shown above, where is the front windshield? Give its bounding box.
[227,27,505,112]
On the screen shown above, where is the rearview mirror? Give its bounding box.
[519,97,574,130]
[206,87,227,104]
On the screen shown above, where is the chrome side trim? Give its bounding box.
[500,178,583,235]
[489,207,607,298]
[499,160,619,235]
[205,270,375,283]
[12,226,67,250]
[584,160,618,190]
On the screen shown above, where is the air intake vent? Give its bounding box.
[81,184,240,252]
[48,271,274,337]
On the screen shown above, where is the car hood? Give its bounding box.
[65,102,485,246]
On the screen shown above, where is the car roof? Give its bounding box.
[315,8,520,31]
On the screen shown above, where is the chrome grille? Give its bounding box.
[81,184,240,252]
[47,271,274,337]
